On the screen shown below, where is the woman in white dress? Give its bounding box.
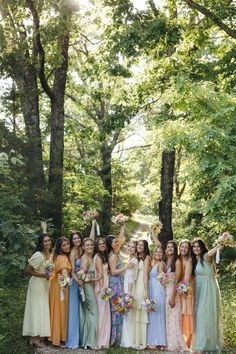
[132,239,151,349]
[22,233,52,347]
[121,240,138,347]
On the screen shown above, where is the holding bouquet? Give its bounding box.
[76,268,88,281]
[176,280,192,298]
[57,273,72,301]
[112,295,126,315]
[141,298,156,312]
[214,231,234,263]
[151,219,163,234]
[45,262,54,278]
[157,272,170,288]
[123,293,135,313]
[100,287,112,301]
[112,213,129,225]
[82,210,99,222]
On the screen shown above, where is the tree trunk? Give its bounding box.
[15,66,45,215]
[48,33,70,236]
[158,150,175,246]
[100,143,113,235]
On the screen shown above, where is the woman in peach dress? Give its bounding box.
[178,239,194,349]
[94,237,111,348]
[49,237,71,347]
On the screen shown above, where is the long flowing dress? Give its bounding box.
[66,258,81,349]
[121,257,138,347]
[49,255,71,346]
[80,262,98,348]
[94,255,111,348]
[165,268,188,352]
[181,264,194,348]
[147,265,166,347]
[109,257,124,345]
[193,258,223,353]
[22,251,51,337]
[131,260,149,348]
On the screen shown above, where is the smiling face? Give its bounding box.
[166,242,174,256]
[137,240,144,254]
[111,237,119,252]
[72,233,82,247]
[179,241,190,257]
[127,241,136,256]
[83,239,94,254]
[153,247,163,261]
[43,236,51,251]
[192,241,201,256]
[61,240,70,254]
[98,239,106,252]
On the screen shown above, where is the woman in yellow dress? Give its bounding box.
[48,237,71,347]
[22,233,52,347]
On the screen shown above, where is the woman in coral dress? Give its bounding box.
[49,237,71,347]
[22,233,52,348]
[192,239,223,353]
[121,240,138,348]
[94,237,111,348]
[132,239,151,349]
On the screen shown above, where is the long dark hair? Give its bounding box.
[137,239,150,261]
[164,240,178,272]
[94,237,107,264]
[191,238,209,273]
[105,235,116,255]
[70,231,82,249]
[53,237,69,261]
[35,233,51,253]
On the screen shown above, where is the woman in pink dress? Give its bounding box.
[165,240,188,352]
[94,237,111,349]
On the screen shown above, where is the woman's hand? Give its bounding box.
[126,262,134,270]
[169,296,175,308]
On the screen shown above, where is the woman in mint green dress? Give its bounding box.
[80,238,98,349]
[191,239,223,353]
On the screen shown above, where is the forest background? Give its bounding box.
[0,0,235,353]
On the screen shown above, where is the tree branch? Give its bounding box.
[182,0,236,39]
[26,0,54,100]
[112,144,152,153]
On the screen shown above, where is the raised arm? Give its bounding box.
[205,245,224,263]
[151,229,162,247]
[89,219,96,242]
[116,224,125,251]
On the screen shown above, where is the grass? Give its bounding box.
[0,270,235,354]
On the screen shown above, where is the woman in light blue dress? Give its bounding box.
[191,238,223,354]
[66,231,83,349]
[147,245,167,349]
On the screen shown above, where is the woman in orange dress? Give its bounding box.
[178,239,194,349]
[48,237,71,347]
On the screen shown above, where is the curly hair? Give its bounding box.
[53,237,69,261]
[35,233,51,253]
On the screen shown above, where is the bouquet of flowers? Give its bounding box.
[151,219,163,234]
[123,293,135,313]
[112,295,126,314]
[82,210,99,222]
[44,262,54,278]
[112,213,129,225]
[141,298,156,312]
[76,269,88,281]
[176,280,192,298]
[214,231,234,263]
[57,274,72,301]
[157,272,170,288]
[100,287,113,301]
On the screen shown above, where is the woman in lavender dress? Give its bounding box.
[106,225,131,345]
[147,245,166,349]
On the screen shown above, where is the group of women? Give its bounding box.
[22,220,223,353]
